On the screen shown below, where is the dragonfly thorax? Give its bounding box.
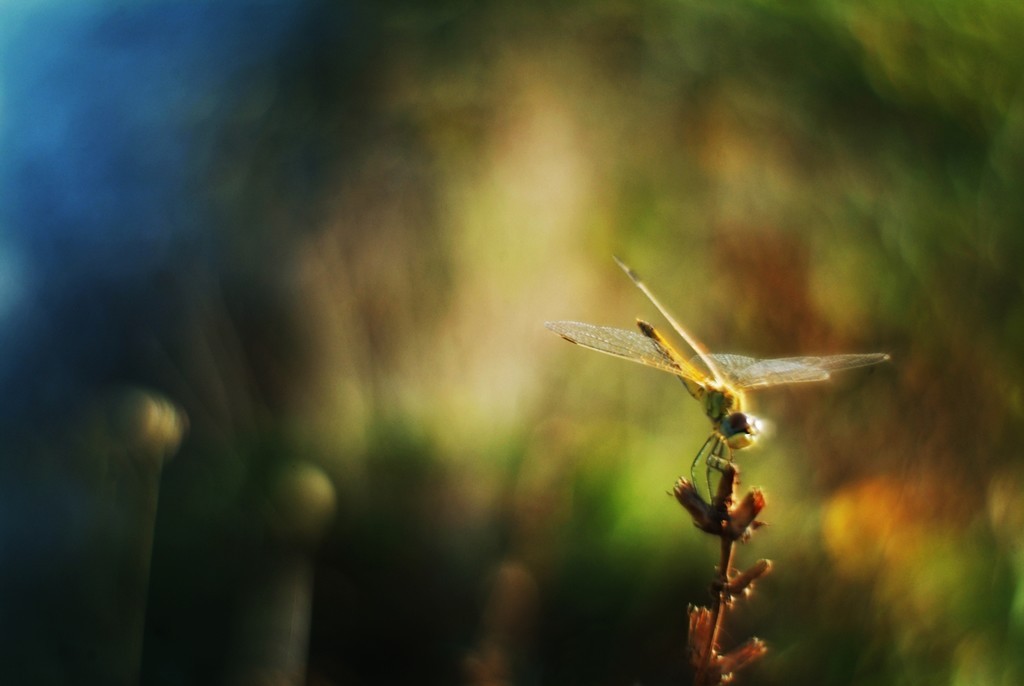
[702,386,741,424]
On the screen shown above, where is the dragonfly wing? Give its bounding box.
[545,321,709,382]
[711,352,890,390]
[614,257,726,386]
[695,353,761,380]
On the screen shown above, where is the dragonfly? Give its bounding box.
[545,257,890,495]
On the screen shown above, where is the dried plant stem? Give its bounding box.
[697,536,736,684]
[677,464,769,686]
[696,468,738,685]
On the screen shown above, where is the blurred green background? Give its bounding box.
[3,1,1024,684]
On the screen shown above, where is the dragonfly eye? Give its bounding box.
[724,412,762,450]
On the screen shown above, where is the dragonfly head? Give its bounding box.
[722,412,762,450]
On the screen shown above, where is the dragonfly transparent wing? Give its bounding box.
[545,320,711,383]
[701,352,890,390]
[613,257,726,386]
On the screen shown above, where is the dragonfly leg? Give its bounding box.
[705,449,713,499]
[704,439,731,500]
[690,434,716,489]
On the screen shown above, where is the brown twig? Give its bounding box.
[675,464,770,685]
[699,537,736,683]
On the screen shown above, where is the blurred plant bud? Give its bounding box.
[101,387,188,465]
[674,478,722,534]
[723,559,772,597]
[726,489,766,541]
[266,462,337,548]
[687,604,715,669]
[718,637,767,679]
